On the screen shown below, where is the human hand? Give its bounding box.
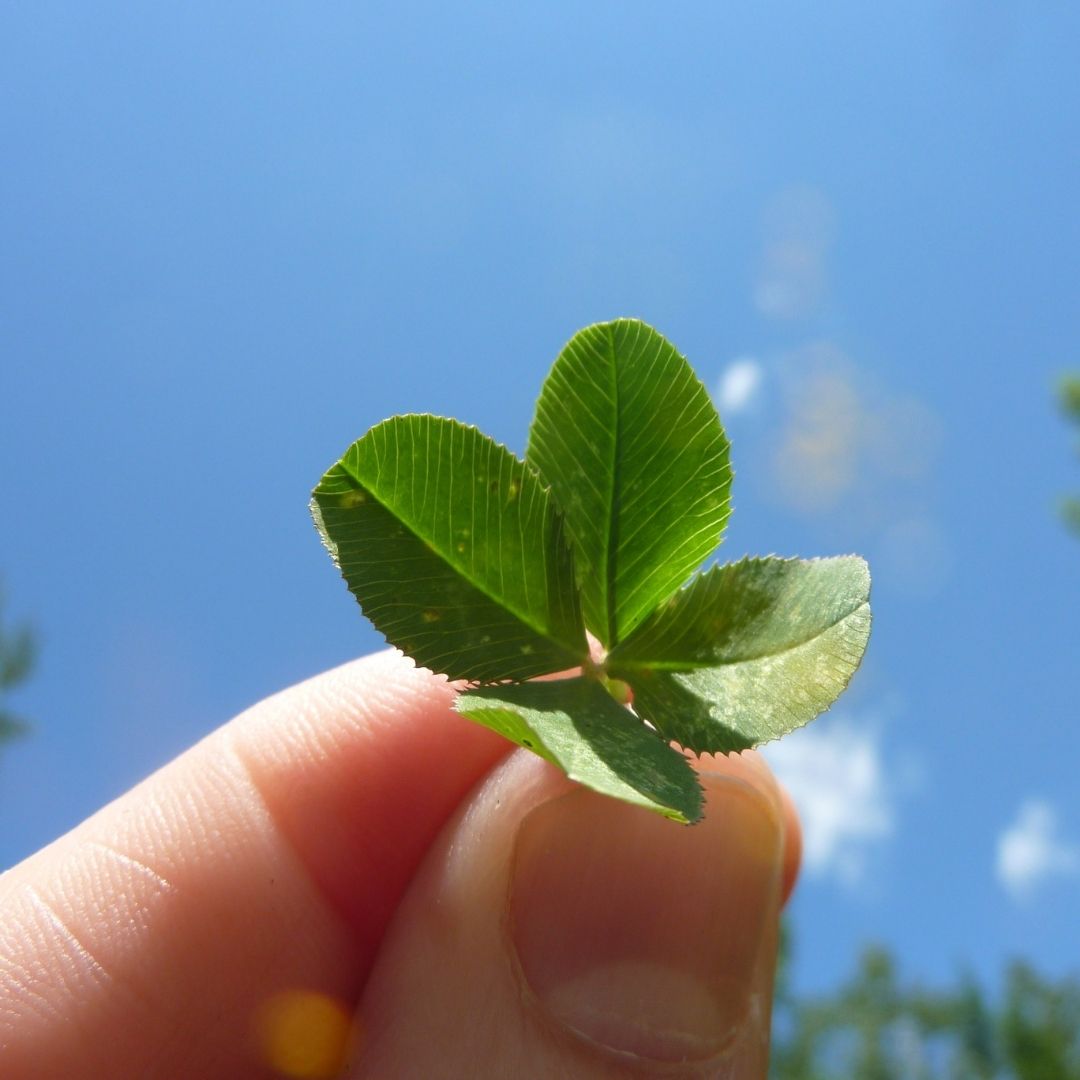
[0,650,800,1078]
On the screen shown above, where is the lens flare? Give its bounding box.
[256,989,355,1078]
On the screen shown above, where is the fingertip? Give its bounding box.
[777,783,802,907]
[695,749,801,906]
[353,750,786,1076]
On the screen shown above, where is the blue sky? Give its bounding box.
[2,2,1079,996]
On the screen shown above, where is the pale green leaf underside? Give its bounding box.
[608,556,871,753]
[312,416,587,683]
[456,677,703,823]
[527,319,731,647]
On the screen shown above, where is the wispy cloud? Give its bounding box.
[996,800,1079,902]
[768,342,943,516]
[754,187,834,320]
[753,341,951,594]
[745,189,947,587]
[765,718,893,887]
[716,357,763,415]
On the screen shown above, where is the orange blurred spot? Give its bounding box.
[256,989,356,1078]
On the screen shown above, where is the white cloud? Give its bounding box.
[765,718,892,887]
[996,800,1079,902]
[716,357,763,415]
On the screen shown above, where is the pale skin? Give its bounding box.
[0,650,801,1078]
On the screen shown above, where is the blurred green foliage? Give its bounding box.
[0,580,36,744]
[771,936,1080,1079]
[1061,374,1080,535]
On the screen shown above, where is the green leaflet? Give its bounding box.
[456,677,702,823]
[312,320,872,825]
[527,319,731,647]
[312,416,587,683]
[608,557,872,753]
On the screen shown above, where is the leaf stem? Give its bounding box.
[581,655,605,681]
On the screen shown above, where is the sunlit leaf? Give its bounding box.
[456,677,703,823]
[527,319,731,646]
[608,557,871,753]
[312,416,587,682]
[313,322,871,823]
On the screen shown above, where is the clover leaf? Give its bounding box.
[311,318,871,824]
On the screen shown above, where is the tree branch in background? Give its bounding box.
[1061,374,1080,535]
[0,579,36,743]
[771,932,1080,1078]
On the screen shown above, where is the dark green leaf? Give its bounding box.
[527,319,731,647]
[608,556,871,753]
[312,416,587,682]
[456,677,703,823]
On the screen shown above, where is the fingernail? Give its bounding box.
[509,775,783,1065]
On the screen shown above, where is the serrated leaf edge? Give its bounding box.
[312,415,590,678]
[608,554,871,672]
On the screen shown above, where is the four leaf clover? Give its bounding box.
[312,319,871,823]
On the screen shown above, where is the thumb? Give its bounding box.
[350,747,798,1078]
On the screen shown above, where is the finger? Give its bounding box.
[351,748,798,1078]
[699,749,802,908]
[0,650,508,1079]
[776,782,802,906]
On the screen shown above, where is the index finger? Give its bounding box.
[0,650,508,1079]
